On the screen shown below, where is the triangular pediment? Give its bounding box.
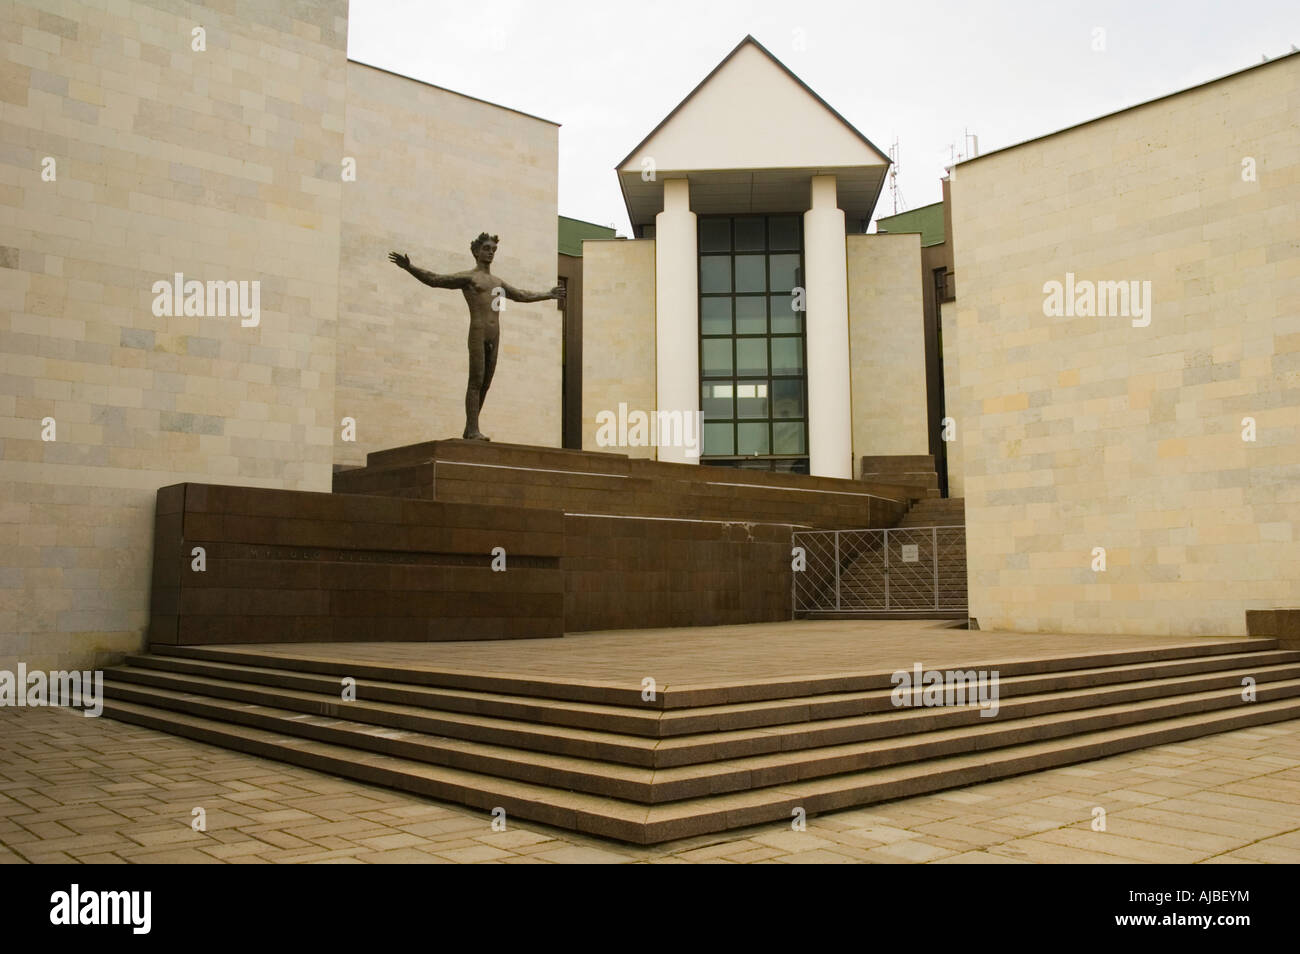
[617,36,889,227]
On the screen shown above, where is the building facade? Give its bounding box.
[3,2,1298,671]
[582,37,931,478]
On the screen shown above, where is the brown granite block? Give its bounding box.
[182,512,224,540]
[155,484,186,515]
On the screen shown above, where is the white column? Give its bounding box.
[654,178,699,465]
[803,175,853,479]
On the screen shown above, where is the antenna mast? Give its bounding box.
[888,137,905,215]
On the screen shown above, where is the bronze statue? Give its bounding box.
[389,233,564,441]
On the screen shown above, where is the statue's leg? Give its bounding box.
[480,328,500,409]
[469,328,499,441]
[464,323,486,439]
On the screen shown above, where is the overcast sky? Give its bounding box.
[348,0,1300,236]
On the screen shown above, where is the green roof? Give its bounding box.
[559,215,617,256]
[875,201,945,247]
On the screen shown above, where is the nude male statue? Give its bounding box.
[389,233,565,440]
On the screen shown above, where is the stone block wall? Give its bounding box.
[1,0,349,670]
[948,55,1300,635]
[580,238,657,458]
[846,233,931,469]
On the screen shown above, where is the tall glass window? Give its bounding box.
[698,214,809,474]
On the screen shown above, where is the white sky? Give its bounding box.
[347,0,1300,236]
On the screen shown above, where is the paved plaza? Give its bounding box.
[3,704,1299,864]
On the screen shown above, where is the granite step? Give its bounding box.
[99,672,1300,802]
[144,638,1280,708]
[99,694,1300,844]
[107,651,1300,766]
[120,648,1300,739]
[119,653,664,736]
[104,666,664,766]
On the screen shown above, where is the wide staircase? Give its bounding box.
[101,637,1300,843]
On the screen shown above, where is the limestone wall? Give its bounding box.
[581,238,657,458]
[846,233,931,470]
[1,0,348,669]
[948,55,1300,635]
[939,301,964,497]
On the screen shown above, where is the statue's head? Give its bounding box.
[471,232,499,266]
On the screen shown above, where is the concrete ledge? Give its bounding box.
[338,439,914,529]
[1247,609,1300,649]
[859,454,939,497]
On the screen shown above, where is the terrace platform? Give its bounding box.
[149,441,918,645]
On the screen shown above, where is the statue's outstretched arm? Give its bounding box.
[502,281,566,303]
[388,251,470,289]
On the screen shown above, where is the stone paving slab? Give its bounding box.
[2,706,1300,863]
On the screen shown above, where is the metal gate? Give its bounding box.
[792,526,967,614]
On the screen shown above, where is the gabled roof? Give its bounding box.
[617,35,889,170]
[616,36,890,228]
